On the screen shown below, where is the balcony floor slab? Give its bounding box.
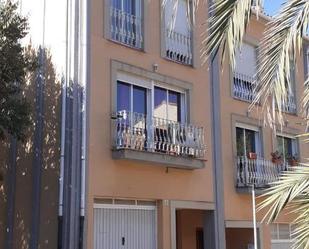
[112,149,205,170]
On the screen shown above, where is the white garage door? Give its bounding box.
[94,204,157,249]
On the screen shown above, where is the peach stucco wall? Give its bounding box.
[87,1,213,249]
[176,209,205,249]
[86,0,309,248]
[220,16,309,223]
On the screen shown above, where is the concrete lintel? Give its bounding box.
[112,149,205,170]
[170,200,215,210]
[225,220,261,228]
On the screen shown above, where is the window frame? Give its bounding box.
[160,0,195,66]
[275,133,298,161]
[116,76,188,124]
[104,0,145,50]
[229,38,260,102]
[271,223,294,244]
[235,123,262,157]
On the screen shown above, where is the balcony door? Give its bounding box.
[236,125,261,157]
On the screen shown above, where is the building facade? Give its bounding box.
[0,1,309,249]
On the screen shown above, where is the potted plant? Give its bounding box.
[287,154,299,166]
[247,152,257,160]
[271,151,283,164]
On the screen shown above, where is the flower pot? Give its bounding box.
[289,159,298,166]
[248,152,257,160]
[272,158,283,164]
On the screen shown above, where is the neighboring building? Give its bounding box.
[0,1,309,249]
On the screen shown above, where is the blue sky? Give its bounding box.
[264,0,285,16]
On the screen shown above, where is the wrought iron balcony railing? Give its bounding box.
[165,28,193,65]
[236,156,289,189]
[113,111,205,159]
[110,7,143,49]
[233,72,256,102]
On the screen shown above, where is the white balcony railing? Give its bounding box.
[165,28,192,65]
[233,72,256,102]
[113,111,205,159]
[110,7,143,49]
[281,95,297,114]
[236,156,289,188]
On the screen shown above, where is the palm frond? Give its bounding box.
[302,76,309,126]
[258,166,309,220]
[250,0,309,126]
[258,165,309,249]
[203,0,262,67]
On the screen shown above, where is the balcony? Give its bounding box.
[110,7,143,49]
[233,72,256,102]
[112,111,206,169]
[165,28,193,65]
[236,156,288,191]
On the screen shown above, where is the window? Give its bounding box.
[233,43,257,102]
[117,81,185,119]
[110,0,143,48]
[236,125,261,157]
[271,223,294,249]
[276,135,298,161]
[114,78,207,158]
[163,0,193,65]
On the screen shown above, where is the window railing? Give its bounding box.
[113,110,205,159]
[236,156,289,189]
[233,72,256,102]
[281,95,297,114]
[110,7,143,49]
[165,28,192,65]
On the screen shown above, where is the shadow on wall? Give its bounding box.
[0,46,62,249]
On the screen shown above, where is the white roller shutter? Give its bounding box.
[235,43,257,77]
[94,204,157,249]
[164,0,190,35]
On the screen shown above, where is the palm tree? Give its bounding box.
[205,1,309,248]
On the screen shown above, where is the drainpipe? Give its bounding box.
[79,0,89,246]
[209,1,227,249]
[58,0,70,246]
[252,185,258,249]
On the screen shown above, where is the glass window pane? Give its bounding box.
[276,136,284,156]
[284,137,293,158]
[154,87,167,120]
[168,91,181,122]
[133,86,147,115]
[236,127,245,156]
[117,81,131,112]
[245,129,256,154]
